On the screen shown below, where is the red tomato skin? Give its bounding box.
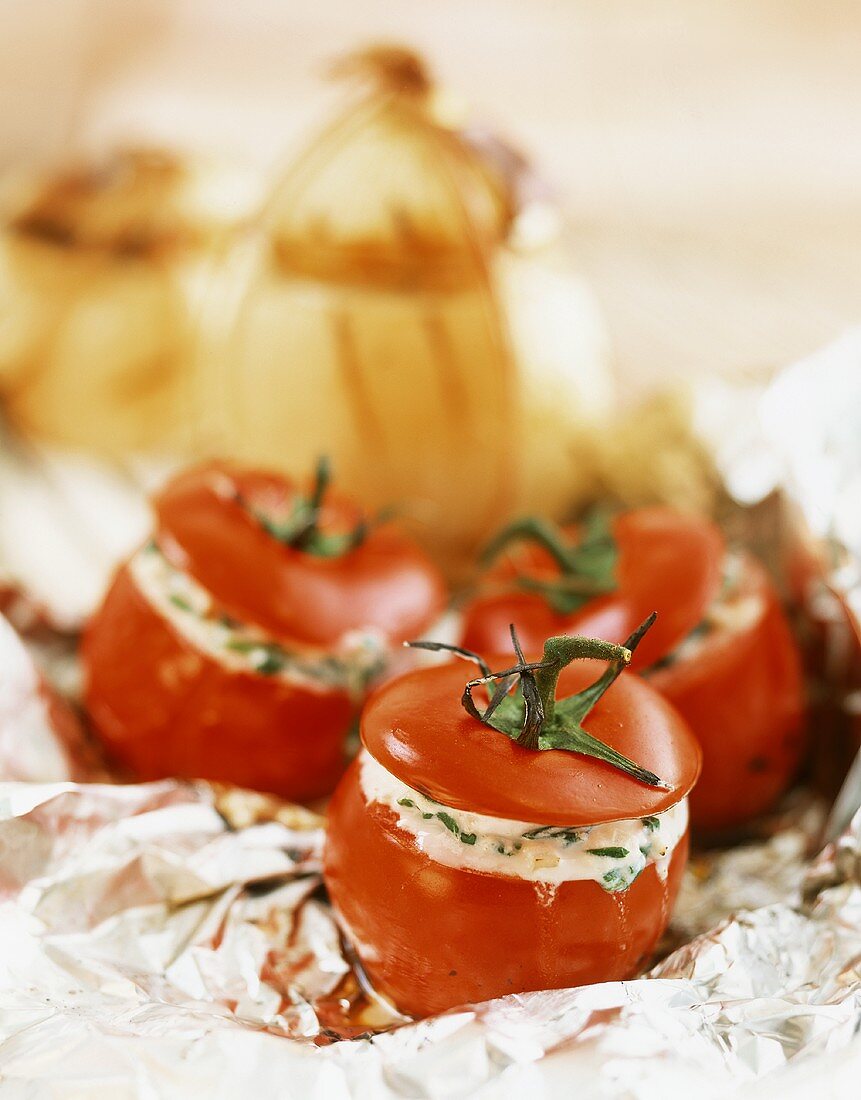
[154,463,447,648]
[82,564,354,802]
[325,759,689,1018]
[650,555,806,831]
[362,660,701,825]
[460,589,576,658]
[461,508,725,669]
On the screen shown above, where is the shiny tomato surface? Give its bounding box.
[650,553,806,831]
[83,563,354,801]
[155,463,446,648]
[83,461,448,801]
[325,758,689,1017]
[463,509,807,830]
[461,508,725,669]
[362,660,701,825]
[325,655,699,1015]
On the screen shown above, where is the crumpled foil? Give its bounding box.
[0,776,857,1099]
[0,334,859,1097]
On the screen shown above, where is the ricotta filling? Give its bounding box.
[359,750,687,891]
[129,542,388,697]
[651,552,762,670]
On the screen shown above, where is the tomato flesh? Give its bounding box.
[650,553,806,831]
[325,758,689,1017]
[83,564,354,801]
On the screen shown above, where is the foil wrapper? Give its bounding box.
[0,776,858,1098]
[695,330,861,809]
[0,333,859,1096]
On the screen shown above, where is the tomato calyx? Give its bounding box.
[239,457,375,559]
[481,513,618,615]
[409,612,669,789]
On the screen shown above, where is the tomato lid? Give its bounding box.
[362,655,701,826]
[463,507,725,669]
[152,462,446,648]
[572,508,725,667]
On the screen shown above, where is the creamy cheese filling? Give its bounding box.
[359,750,687,891]
[651,552,762,670]
[130,543,389,696]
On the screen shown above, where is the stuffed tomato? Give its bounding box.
[460,509,806,831]
[325,621,700,1017]
[83,460,446,801]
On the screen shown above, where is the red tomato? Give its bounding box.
[324,658,700,1016]
[154,463,446,648]
[362,660,700,824]
[462,509,808,830]
[83,565,354,800]
[650,553,806,831]
[461,508,725,669]
[83,461,447,801]
[326,763,689,1017]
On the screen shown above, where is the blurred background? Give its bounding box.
[5,0,860,386]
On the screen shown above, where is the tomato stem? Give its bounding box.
[244,457,372,558]
[411,613,668,788]
[291,455,333,548]
[533,634,631,726]
[481,512,619,616]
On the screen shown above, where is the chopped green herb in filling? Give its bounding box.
[602,865,644,891]
[436,811,460,836]
[522,825,585,845]
[132,544,388,696]
[362,755,687,894]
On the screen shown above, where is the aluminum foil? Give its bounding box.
[0,771,857,1099]
[0,334,859,1097]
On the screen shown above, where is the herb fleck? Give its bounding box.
[587,846,630,859]
[168,594,193,612]
[522,825,585,845]
[602,865,642,892]
[225,639,286,676]
[255,651,286,676]
[641,816,660,832]
[436,812,460,837]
